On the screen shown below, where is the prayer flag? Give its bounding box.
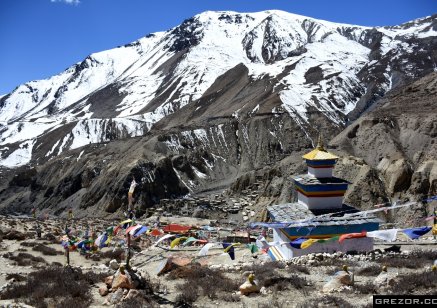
[366,229,398,242]
[301,238,319,249]
[247,243,259,254]
[170,237,187,249]
[154,234,175,246]
[182,237,197,246]
[198,243,214,256]
[289,238,306,249]
[339,231,367,243]
[222,243,235,260]
[133,226,148,237]
[402,226,432,239]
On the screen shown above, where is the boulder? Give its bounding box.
[109,259,119,270]
[109,288,124,304]
[104,275,113,288]
[99,286,109,297]
[112,272,134,290]
[126,289,140,300]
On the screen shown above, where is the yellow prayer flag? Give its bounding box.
[301,238,319,249]
[223,242,241,253]
[119,219,132,225]
[170,237,187,249]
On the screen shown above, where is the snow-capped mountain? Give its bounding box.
[1,10,436,168]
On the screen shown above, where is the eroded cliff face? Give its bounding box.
[329,72,437,224]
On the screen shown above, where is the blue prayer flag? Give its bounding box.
[289,237,306,249]
[402,226,431,239]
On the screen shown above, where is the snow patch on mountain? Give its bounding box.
[55,117,152,155]
[0,140,35,167]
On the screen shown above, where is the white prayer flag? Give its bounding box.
[366,229,398,242]
[198,243,214,257]
[154,234,175,246]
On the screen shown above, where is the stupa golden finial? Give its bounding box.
[316,133,325,151]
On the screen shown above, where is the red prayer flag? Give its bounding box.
[339,231,367,243]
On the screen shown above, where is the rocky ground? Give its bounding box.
[0,215,436,308]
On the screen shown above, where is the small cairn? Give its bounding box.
[239,273,260,295]
[323,265,354,293]
[100,264,154,305]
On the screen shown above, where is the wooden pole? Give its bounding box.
[247,228,251,244]
[126,234,131,269]
[65,247,70,266]
[433,210,437,240]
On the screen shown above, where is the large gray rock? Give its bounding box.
[109,288,124,304]
[373,271,397,290]
[109,259,119,270]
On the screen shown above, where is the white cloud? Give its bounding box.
[51,0,81,5]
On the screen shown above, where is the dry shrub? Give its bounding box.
[357,264,382,276]
[354,281,375,294]
[52,261,63,267]
[317,258,356,267]
[378,256,423,269]
[168,265,212,280]
[41,233,57,243]
[263,274,307,290]
[171,264,240,301]
[258,296,287,308]
[410,249,437,260]
[288,263,310,275]
[3,230,26,241]
[175,281,199,305]
[242,262,309,291]
[390,271,437,293]
[6,273,26,282]
[3,252,47,266]
[82,271,108,285]
[378,249,437,269]
[20,241,38,247]
[221,293,240,302]
[116,295,157,308]
[298,295,354,308]
[0,266,94,308]
[241,261,285,283]
[89,254,101,261]
[32,244,62,256]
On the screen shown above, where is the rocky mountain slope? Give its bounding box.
[331,72,437,226]
[0,10,436,220]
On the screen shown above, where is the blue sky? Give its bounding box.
[0,0,436,95]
